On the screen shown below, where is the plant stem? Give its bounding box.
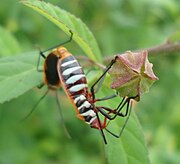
[77,41,180,68]
[104,41,180,63]
[143,42,180,55]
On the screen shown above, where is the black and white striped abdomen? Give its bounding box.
[58,55,97,124]
[59,55,88,96]
[74,95,97,124]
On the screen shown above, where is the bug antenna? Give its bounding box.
[55,91,71,139]
[21,89,49,122]
[118,100,132,138]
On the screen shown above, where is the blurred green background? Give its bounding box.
[0,0,180,163]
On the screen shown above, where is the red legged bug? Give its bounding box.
[40,39,137,144]
[25,30,137,144]
[45,46,111,143]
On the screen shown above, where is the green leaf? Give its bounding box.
[0,26,21,56]
[21,0,102,62]
[94,85,149,163]
[0,52,42,103]
[105,111,149,164]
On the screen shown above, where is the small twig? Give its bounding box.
[104,42,180,63]
[76,41,180,67]
[143,42,180,55]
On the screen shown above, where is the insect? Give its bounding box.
[22,32,74,138]
[54,47,137,144]
[26,31,137,144]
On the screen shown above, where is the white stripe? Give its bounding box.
[81,110,96,117]
[61,60,77,67]
[62,66,81,76]
[69,84,87,92]
[88,116,97,124]
[66,74,85,84]
[78,101,91,110]
[74,95,86,104]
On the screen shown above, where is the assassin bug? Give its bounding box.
[26,30,137,144]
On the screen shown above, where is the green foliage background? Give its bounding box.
[0,0,180,163]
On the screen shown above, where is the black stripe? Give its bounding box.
[61,55,75,63]
[66,77,87,90]
[61,55,79,73]
[79,106,90,114]
[84,116,93,123]
[72,94,81,100]
[61,61,79,73]
[76,99,86,108]
[62,70,83,81]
